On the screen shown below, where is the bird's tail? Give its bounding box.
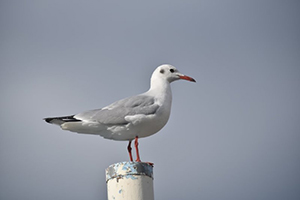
[44,115,81,126]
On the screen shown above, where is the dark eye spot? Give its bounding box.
[160,69,165,74]
[170,69,175,73]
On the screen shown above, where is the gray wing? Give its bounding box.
[74,95,159,125]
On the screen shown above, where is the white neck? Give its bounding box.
[146,76,172,106]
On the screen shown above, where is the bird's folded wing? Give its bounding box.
[74,95,159,125]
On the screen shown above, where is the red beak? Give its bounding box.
[179,75,196,82]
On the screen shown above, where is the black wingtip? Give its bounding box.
[43,115,81,124]
[44,118,53,123]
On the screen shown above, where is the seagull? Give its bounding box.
[44,64,196,162]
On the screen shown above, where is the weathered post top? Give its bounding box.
[106,162,153,182]
[106,162,154,200]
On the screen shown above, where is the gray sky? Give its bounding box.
[1,1,300,199]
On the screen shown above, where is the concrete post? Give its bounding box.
[106,162,154,200]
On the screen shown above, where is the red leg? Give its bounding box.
[127,140,133,162]
[135,136,141,162]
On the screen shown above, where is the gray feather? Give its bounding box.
[75,95,159,125]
